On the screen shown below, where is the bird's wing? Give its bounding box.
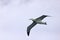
[27,21,37,36]
[35,15,47,20]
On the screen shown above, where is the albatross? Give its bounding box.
[27,15,50,36]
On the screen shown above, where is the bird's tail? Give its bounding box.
[45,22,47,25]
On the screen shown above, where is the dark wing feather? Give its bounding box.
[36,15,47,20]
[27,21,37,36]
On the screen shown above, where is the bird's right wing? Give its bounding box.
[35,15,47,20]
[27,21,37,36]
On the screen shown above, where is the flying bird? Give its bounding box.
[27,15,50,36]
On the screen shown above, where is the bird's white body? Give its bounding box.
[30,18,46,25]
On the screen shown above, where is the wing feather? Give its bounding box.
[36,15,47,20]
[27,21,37,36]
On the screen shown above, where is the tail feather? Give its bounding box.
[45,22,47,25]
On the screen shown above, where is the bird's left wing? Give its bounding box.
[27,21,37,36]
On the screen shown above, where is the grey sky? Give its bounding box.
[0,0,60,40]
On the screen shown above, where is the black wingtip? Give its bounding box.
[27,32,30,36]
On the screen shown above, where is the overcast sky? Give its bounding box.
[0,0,60,40]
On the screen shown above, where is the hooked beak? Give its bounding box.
[29,18,34,20]
[29,18,32,20]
